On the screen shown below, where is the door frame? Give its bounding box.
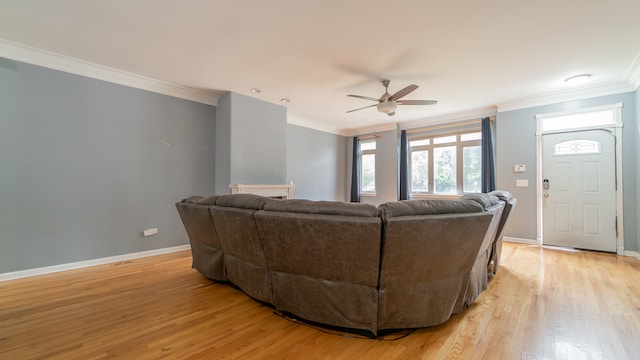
[535,103,624,255]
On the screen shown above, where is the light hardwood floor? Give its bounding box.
[1,242,639,359]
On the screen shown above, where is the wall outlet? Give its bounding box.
[143,228,158,237]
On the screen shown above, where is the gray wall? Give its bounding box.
[214,92,231,194]
[496,92,637,251]
[215,92,287,194]
[636,89,640,252]
[0,60,216,273]
[286,124,348,201]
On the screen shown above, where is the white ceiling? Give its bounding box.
[1,0,639,134]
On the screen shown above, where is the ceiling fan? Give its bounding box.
[346,79,437,116]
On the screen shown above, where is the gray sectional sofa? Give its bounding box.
[175,191,515,335]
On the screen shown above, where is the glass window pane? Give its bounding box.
[463,145,482,193]
[541,110,614,132]
[360,141,376,151]
[411,150,429,192]
[410,138,430,147]
[461,132,481,141]
[433,135,456,144]
[361,154,375,192]
[554,139,600,155]
[434,146,457,194]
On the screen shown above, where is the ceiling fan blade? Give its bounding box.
[346,104,377,113]
[347,94,380,102]
[390,84,418,101]
[396,99,438,105]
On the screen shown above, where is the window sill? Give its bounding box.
[410,193,462,200]
[360,193,377,197]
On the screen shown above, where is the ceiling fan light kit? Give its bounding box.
[347,79,437,116]
[377,101,397,115]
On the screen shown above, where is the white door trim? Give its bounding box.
[535,103,624,255]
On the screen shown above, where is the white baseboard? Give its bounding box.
[0,244,191,282]
[503,239,640,261]
[623,250,640,261]
[503,236,539,245]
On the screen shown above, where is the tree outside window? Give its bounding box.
[360,140,376,193]
[434,146,457,194]
[463,145,481,193]
[411,150,429,192]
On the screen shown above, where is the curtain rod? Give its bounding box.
[402,117,494,134]
[357,134,380,140]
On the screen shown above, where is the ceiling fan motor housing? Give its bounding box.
[377,101,397,114]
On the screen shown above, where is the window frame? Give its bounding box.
[409,129,482,196]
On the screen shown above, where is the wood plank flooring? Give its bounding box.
[1,242,639,359]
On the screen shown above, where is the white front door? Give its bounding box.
[541,129,617,252]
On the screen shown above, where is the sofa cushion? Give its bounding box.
[489,190,513,202]
[379,199,483,219]
[263,199,379,217]
[199,195,219,205]
[175,198,226,281]
[460,193,500,209]
[214,193,270,210]
[182,195,204,203]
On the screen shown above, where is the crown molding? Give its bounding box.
[624,49,640,90]
[341,122,399,137]
[0,38,218,106]
[398,106,497,131]
[287,114,349,136]
[496,82,636,113]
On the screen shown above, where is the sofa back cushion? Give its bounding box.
[214,193,270,209]
[210,194,272,303]
[459,193,500,209]
[461,194,504,253]
[175,195,226,281]
[379,199,483,219]
[254,205,382,333]
[377,209,493,329]
[488,190,517,242]
[263,199,379,217]
[255,210,381,286]
[175,197,221,249]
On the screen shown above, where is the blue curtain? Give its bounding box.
[481,117,496,193]
[350,137,360,202]
[399,130,410,200]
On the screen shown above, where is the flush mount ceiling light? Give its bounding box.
[280,98,291,103]
[565,74,591,86]
[250,88,261,93]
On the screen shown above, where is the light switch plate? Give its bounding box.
[143,228,158,237]
[516,179,528,187]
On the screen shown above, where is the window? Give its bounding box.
[539,110,615,132]
[554,139,600,155]
[409,131,482,195]
[360,140,376,193]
